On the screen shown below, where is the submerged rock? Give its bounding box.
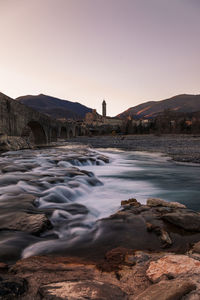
[96,155,109,163]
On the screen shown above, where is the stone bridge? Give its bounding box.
[0,93,86,145]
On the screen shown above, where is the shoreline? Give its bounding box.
[1,134,200,165]
[68,134,200,164]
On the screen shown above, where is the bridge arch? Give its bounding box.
[22,121,47,145]
[68,129,73,138]
[51,128,58,142]
[75,126,80,137]
[60,127,68,139]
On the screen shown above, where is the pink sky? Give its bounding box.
[0,0,200,116]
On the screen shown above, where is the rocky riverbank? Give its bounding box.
[70,134,200,164]
[0,135,34,152]
[2,134,200,164]
[1,198,200,299]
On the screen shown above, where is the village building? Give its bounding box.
[84,100,123,133]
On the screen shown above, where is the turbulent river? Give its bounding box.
[0,144,200,262]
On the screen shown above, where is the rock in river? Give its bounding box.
[147,198,186,209]
[162,211,200,231]
[0,212,52,235]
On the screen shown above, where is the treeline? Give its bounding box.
[123,110,200,135]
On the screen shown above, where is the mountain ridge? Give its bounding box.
[16,94,92,120]
[117,94,200,119]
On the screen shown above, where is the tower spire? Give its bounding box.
[102,100,106,117]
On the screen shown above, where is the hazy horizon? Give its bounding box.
[0,0,200,116]
[14,91,200,117]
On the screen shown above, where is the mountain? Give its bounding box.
[117,94,200,119]
[16,94,92,120]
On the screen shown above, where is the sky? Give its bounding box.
[0,0,200,116]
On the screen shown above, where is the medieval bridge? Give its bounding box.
[0,93,85,145]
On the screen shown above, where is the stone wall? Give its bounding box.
[0,92,82,145]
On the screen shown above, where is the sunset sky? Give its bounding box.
[0,0,200,116]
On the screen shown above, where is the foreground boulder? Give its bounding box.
[2,198,200,298]
[0,277,28,299]
[39,280,127,300]
[7,251,200,299]
[133,279,196,300]
[146,255,200,282]
[192,241,200,254]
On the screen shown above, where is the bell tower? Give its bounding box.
[102,100,106,117]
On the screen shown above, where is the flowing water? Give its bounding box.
[0,144,200,261]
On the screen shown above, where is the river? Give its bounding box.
[0,144,200,262]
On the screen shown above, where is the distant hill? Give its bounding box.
[16,94,92,120]
[117,94,200,119]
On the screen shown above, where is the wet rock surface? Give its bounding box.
[87,199,200,257]
[162,211,200,231]
[0,212,52,235]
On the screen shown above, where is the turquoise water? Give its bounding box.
[78,148,200,213]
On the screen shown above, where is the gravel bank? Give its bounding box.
[69,134,200,164]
